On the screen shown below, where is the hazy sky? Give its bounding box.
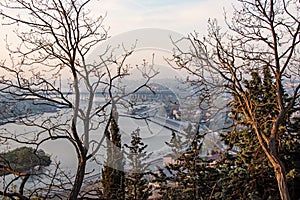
[0,0,236,79]
[88,0,235,79]
[0,0,235,46]
[93,0,235,35]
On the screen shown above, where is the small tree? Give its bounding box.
[124,128,152,200]
[154,132,183,200]
[155,130,220,200]
[0,146,51,176]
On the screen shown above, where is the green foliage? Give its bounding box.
[124,128,152,200]
[155,130,220,200]
[0,146,51,176]
[219,67,300,199]
[283,108,300,200]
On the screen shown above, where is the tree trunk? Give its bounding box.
[265,143,290,200]
[254,128,291,200]
[261,147,290,200]
[273,161,290,200]
[68,155,87,199]
[268,133,291,200]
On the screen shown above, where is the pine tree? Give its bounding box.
[155,132,184,200]
[155,130,220,200]
[124,128,152,200]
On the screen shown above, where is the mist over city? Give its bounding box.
[0,1,299,200]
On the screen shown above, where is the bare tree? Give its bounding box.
[0,0,157,199]
[171,1,299,200]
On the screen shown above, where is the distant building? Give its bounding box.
[127,83,182,119]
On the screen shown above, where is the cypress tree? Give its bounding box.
[101,103,125,200]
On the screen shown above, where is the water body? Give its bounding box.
[0,92,226,190]
[0,107,175,174]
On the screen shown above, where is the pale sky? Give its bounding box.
[88,0,236,79]
[0,0,236,79]
[92,0,235,35]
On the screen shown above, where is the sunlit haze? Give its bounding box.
[0,0,235,79]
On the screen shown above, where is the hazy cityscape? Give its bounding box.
[0,0,299,200]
